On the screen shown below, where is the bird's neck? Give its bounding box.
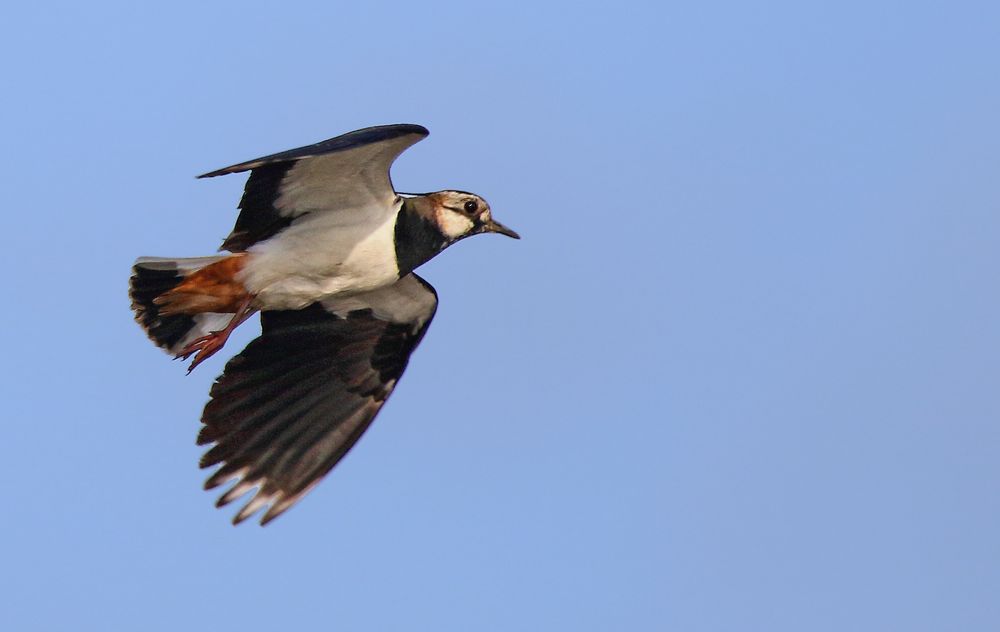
[394,196,449,275]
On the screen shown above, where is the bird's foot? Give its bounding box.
[176,331,231,373]
[175,295,257,373]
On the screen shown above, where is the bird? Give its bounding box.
[129,124,519,525]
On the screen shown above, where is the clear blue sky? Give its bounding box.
[2,1,998,630]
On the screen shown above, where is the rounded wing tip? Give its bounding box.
[195,123,430,178]
[403,123,430,137]
[355,122,429,140]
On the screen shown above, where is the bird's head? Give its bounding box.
[426,191,520,243]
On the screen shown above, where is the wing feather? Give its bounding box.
[201,124,429,252]
[198,124,428,177]
[198,274,438,525]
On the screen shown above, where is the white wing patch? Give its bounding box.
[274,135,423,222]
[323,274,438,329]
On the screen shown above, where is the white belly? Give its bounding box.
[239,210,400,310]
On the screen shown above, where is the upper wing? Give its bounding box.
[200,124,429,252]
[198,273,438,525]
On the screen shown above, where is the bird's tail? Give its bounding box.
[129,256,234,355]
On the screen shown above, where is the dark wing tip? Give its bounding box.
[196,276,439,525]
[196,123,430,178]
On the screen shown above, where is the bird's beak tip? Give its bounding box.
[486,219,520,240]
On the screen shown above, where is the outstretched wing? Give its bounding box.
[198,273,438,525]
[200,124,429,252]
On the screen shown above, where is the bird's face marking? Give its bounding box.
[431,191,519,242]
[433,191,490,240]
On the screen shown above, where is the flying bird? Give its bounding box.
[129,124,519,525]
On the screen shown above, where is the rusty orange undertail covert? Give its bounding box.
[153,254,250,316]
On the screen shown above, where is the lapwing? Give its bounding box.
[129,124,519,525]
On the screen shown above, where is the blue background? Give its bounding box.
[3,2,999,630]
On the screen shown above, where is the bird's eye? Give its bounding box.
[463,200,478,213]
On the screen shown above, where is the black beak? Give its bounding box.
[484,218,520,239]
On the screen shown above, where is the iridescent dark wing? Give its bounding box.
[198,273,438,525]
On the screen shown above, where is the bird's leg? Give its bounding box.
[176,295,257,373]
